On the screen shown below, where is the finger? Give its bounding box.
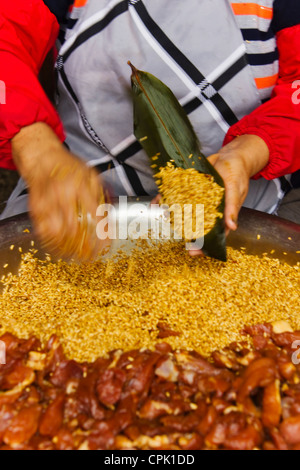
[32,185,86,261]
[223,181,241,232]
[48,178,83,259]
[75,172,110,260]
[188,249,205,257]
[29,186,65,253]
[212,159,241,233]
[206,153,219,166]
[151,194,162,205]
[206,154,239,232]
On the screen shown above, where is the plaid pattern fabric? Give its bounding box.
[56,0,262,197]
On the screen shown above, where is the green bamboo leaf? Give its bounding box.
[128,62,226,261]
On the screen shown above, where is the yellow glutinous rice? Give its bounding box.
[0,241,299,363]
[155,163,224,241]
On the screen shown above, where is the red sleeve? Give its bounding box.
[0,0,65,170]
[223,24,300,180]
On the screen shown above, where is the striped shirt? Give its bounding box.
[231,1,279,101]
[53,0,295,103]
[44,0,300,105]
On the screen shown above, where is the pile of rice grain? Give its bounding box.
[155,162,224,240]
[0,241,299,363]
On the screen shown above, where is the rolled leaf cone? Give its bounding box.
[128,62,226,262]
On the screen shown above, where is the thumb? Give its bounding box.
[207,153,238,232]
[206,153,219,167]
[223,180,242,232]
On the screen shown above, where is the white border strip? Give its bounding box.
[206,43,246,84]
[114,165,137,196]
[110,134,137,156]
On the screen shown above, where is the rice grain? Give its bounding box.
[0,241,299,363]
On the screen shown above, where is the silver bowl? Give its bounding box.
[0,199,299,283]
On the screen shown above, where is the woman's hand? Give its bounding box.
[207,134,270,233]
[189,134,270,256]
[12,122,109,262]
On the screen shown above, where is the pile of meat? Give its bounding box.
[1,323,300,450]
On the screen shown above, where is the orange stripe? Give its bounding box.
[73,0,88,7]
[255,74,278,89]
[231,3,273,20]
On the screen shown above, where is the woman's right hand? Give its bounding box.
[206,134,270,234]
[12,122,110,262]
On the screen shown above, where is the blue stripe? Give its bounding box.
[240,28,275,42]
[291,170,300,189]
[246,50,278,66]
[67,18,78,29]
[272,0,300,33]
[43,0,74,23]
